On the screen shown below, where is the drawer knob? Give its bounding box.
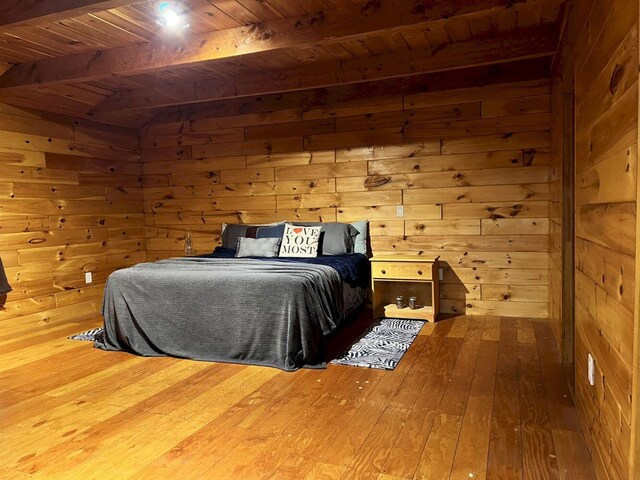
[417,270,423,275]
[381,269,386,274]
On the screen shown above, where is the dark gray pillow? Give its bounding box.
[221,222,282,249]
[293,222,359,255]
[235,237,281,257]
[256,224,287,239]
[221,224,250,249]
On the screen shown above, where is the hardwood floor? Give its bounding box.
[0,313,595,480]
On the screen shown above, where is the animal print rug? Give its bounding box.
[330,318,424,370]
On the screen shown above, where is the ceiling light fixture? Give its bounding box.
[156,2,190,30]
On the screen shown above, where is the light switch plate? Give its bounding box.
[85,272,93,284]
[439,268,444,281]
[396,205,404,217]
[587,353,595,386]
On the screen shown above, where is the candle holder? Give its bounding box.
[409,296,417,309]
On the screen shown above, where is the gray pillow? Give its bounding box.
[235,237,281,257]
[350,221,369,255]
[256,223,287,239]
[221,222,283,249]
[222,224,250,249]
[293,222,359,255]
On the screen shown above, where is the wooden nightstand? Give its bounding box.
[370,255,440,322]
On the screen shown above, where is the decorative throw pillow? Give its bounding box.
[235,237,281,258]
[279,225,322,257]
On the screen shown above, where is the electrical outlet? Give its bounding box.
[396,205,404,217]
[85,272,93,284]
[439,268,444,281]
[588,353,595,386]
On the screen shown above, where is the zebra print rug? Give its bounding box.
[68,327,104,342]
[71,319,423,370]
[330,318,424,370]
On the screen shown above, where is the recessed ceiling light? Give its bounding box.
[156,1,190,30]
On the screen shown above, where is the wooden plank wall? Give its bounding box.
[554,0,639,478]
[141,79,552,318]
[0,104,144,335]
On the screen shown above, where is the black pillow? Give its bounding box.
[293,222,359,255]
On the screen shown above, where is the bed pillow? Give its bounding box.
[235,237,281,258]
[256,223,287,239]
[279,224,322,257]
[221,224,250,249]
[350,221,369,255]
[293,222,359,255]
[221,222,282,249]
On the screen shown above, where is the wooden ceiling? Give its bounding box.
[0,0,568,128]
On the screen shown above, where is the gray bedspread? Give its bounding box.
[96,257,348,371]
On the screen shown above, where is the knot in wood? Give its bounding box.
[362,0,382,14]
[610,64,624,95]
[364,175,391,188]
[308,12,324,25]
[411,3,426,15]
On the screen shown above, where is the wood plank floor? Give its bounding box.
[0,313,596,480]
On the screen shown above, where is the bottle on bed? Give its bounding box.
[184,227,194,256]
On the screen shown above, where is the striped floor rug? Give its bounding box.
[69,327,104,342]
[71,319,423,370]
[330,318,424,370]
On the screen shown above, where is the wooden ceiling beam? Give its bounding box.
[0,0,142,30]
[92,26,557,114]
[0,0,555,90]
[144,57,552,128]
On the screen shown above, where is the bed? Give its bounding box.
[95,247,369,371]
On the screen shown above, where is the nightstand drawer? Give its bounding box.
[371,261,433,281]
